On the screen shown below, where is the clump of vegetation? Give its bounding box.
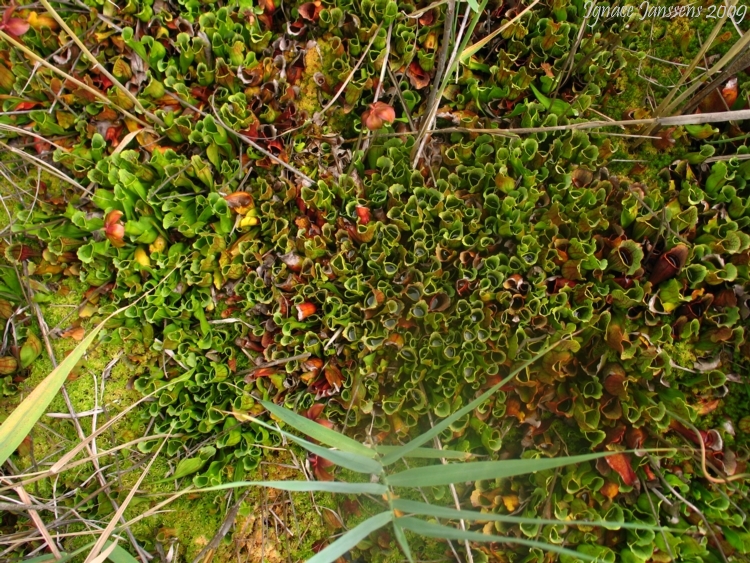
[1,0,750,561]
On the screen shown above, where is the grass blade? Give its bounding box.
[441,0,488,84]
[26,541,98,563]
[375,446,474,460]
[380,339,564,465]
[89,541,119,563]
[392,499,671,532]
[388,452,612,487]
[393,520,415,563]
[276,431,382,475]
[0,303,133,466]
[307,512,392,563]
[106,542,140,563]
[396,517,595,561]
[260,399,378,459]
[458,0,539,64]
[244,413,382,474]
[84,435,168,563]
[196,480,388,495]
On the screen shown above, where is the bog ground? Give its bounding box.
[1,0,750,562]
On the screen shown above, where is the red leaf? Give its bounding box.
[296,301,316,320]
[649,244,688,285]
[287,64,303,85]
[418,9,434,25]
[104,210,125,247]
[652,127,676,151]
[33,138,51,154]
[355,205,371,225]
[362,102,396,131]
[298,1,322,21]
[643,464,657,481]
[626,427,646,449]
[324,364,343,391]
[105,126,122,144]
[253,367,278,378]
[605,424,626,445]
[699,78,739,113]
[3,18,30,37]
[721,78,738,108]
[306,403,325,421]
[310,454,334,481]
[605,453,637,486]
[406,61,431,89]
[15,101,41,111]
[603,373,628,398]
[223,191,254,210]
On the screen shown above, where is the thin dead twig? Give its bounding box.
[0,141,92,196]
[319,23,384,115]
[190,490,251,563]
[83,433,170,563]
[635,1,740,143]
[420,382,473,563]
[163,91,315,186]
[1,479,62,559]
[0,31,150,128]
[39,0,164,126]
[647,454,729,563]
[373,23,393,104]
[432,108,750,136]
[412,0,457,166]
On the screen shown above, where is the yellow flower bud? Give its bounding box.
[134,247,151,268]
[149,236,167,254]
[28,11,59,30]
[239,215,259,228]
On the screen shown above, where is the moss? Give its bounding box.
[298,43,324,118]
[665,340,698,381]
[123,448,335,562]
[0,256,332,562]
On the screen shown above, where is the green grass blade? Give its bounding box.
[393,520,415,563]
[392,499,672,532]
[260,399,378,459]
[529,83,571,116]
[375,446,474,460]
[442,0,488,83]
[0,304,133,466]
[90,541,119,563]
[26,541,97,563]
[250,416,382,474]
[307,512,393,563]
[196,480,387,495]
[396,517,595,561]
[458,0,539,64]
[380,339,563,465]
[283,432,382,475]
[388,452,611,487]
[25,556,66,563]
[106,542,140,563]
